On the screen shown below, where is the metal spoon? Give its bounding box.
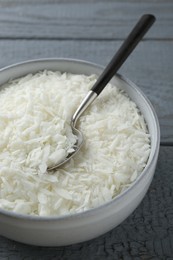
[48,14,156,171]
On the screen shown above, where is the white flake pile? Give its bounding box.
[0,71,150,216]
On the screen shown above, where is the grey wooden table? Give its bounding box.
[0,0,172,259]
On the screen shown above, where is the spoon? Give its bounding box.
[48,14,156,171]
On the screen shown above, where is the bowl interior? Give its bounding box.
[0,58,160,219]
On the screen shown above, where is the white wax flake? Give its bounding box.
[48,149,67,167]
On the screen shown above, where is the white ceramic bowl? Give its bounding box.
[0,59,160,246]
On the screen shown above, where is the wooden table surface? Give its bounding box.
[0,0,172,259]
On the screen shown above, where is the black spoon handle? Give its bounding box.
[91,14,156,95]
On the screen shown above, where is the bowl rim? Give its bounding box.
[0,58,160,221]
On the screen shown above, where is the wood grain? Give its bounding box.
[0,146,172,259]
[0,1,172,39]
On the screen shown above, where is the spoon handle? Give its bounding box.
[71,14,156,126]
[91,14,156,95]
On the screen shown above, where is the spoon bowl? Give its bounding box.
[48,126,83,170]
